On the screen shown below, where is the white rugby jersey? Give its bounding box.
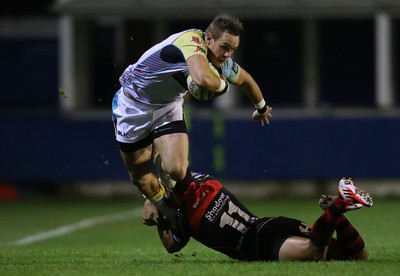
[119,29,241,106]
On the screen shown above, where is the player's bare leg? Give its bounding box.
[154,132,194,200]
[153,132,190,185]
[119,145,178,220]
[120,145,159,197]
[279,236,326,261]
[153,147,176,190]
[152,133,192,243]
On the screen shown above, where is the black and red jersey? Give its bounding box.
[180,173,259,260]
[178,173,310,261]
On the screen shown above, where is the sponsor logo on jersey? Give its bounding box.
[192,189,209,209]
[194,46,206,54]
[205,192,229,223]
[117,130,129,137]
[232,62,239,73]
[187,79,197,91]
[191,36,201,44]
[299,222,312,234]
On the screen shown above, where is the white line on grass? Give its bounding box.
[2,208,142,247]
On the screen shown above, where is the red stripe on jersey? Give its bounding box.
[182,179,223,234]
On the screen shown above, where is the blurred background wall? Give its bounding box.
[1,1,399,191]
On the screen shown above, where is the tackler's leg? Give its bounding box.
[318,178,372,261]
[310,178,372,259]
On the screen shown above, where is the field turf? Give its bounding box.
[1,195,399,275]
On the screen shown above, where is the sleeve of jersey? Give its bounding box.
[221,58,241,84]
[173,30,208,61]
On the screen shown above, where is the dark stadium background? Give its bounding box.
[1,1,399,197]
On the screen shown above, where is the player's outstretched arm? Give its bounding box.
[234,67,272,126]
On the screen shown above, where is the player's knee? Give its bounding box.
[305,241,327,261]
[164,162,188,181]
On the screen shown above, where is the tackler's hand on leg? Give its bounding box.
[143,199,160,226]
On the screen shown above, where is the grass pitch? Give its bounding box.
[1,195,399,275]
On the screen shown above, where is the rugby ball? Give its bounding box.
[186,64,221,101]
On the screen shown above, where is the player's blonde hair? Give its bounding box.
[205,15,244,39]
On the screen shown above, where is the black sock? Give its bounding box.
[173,168,193,196]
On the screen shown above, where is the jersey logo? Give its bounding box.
[191,36,201,44]
[194,46,206,54]
[232,62,239,74]
[117,130,129,137]
[299,223,312,234]
[205,192,229,223]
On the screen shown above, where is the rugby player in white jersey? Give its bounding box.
[112,16,272,229]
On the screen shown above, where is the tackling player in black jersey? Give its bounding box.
[143,168,372,261]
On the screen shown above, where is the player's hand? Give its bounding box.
[157,216,187,253]
[164,210,191,245]
[143,199,160,226]
[252,106,272,126]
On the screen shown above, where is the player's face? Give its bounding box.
[207,32,239,68]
